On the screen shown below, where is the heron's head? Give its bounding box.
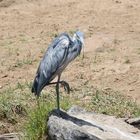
[73,31,85,58]
[74,31,84,46]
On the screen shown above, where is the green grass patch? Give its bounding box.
[14,58,35,68]
[0,81,140,139]
[91,89,140,118]
[0,82,34,130]
[24,98,55,140]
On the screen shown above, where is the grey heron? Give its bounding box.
[31,31,84,110]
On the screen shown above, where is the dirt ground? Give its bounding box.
[0,0,140,105]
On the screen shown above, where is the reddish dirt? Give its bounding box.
[0,0,140,104]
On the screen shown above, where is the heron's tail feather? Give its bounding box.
[32,71,48,96]
[31,85,35,93]
[31,76,40,96]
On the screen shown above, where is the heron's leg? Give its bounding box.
[56,75,61,111]
[48,81,70,94]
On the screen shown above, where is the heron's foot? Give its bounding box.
[60,81,70,94]
[55,108,61,116]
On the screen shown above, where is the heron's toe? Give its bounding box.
[61,81,70,94]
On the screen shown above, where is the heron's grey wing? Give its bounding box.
[42,35,70,77]
[32,34,71,96]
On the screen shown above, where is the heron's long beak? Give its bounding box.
[81,38,85,59]
[82,44,85,59]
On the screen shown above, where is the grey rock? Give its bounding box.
[47,106,140,140]
[47,109,101,140]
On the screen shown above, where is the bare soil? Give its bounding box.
[0,0,140,106]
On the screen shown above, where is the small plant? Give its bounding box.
[61,96,73,111]
[0,82,33,132]
[125,59,131,64]
[40,48,46,54]
[14,59,24,68]
[0,87,27,125]
[19,34,29,43]
[14,57,35,68]
[69,30,76,36]
[50,32,58,38]
[23,58,34,65]
[24,98,55,140]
